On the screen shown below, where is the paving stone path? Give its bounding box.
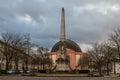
[0,75,120,80]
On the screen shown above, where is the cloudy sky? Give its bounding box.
[0,0,120,52]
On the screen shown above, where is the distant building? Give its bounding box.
[111,59,120,73]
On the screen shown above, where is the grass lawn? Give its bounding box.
[22,73,89,77]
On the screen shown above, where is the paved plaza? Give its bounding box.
[0,75,120,80]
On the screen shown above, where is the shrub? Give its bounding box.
[38,70,46,73]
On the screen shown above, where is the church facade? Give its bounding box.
[49,40,88,71]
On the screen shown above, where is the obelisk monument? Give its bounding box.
[55,8,71,72]
[59,8,66,59]
[60,8,66,42]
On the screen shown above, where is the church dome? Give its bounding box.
[51,39,82,52]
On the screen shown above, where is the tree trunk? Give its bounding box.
[99,67,102,75]
[42,59,45,70]
[5,61,9,71]
[22,63,25,71]
[106,62,109,75]
[34,64,35,70]
[15,62,18,71]
[98,63,102,75]
[0,58,3,70]
[113,61,116,74]
[25,59,28,72]
[43,63,45,70]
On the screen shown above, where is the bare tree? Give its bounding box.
[10,33,26,71]
[31,53,42,70]
[107,29,120,74]
[0,32,32,72]
[87,43,105,75]
[88,41,117,75]
[101,42,114,75]
[0,32,16,71]
[22,34,32,72]
[44,53,52,70]
[109,29,120,60]
[37,47,49,70]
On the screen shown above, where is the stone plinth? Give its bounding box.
[55,58,71,72]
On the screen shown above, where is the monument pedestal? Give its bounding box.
[54,58,71,72]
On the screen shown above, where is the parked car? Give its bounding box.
[7,70,16,74]
[19,70,24,73]
[7,69,24,74]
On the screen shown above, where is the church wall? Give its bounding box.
[67,52,76,70]
[66,48,75,70]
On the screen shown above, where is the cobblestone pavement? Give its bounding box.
[0,75,120,80]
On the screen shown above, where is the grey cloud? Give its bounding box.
[0,0,120,51]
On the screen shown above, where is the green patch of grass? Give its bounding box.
[22,73,89,77]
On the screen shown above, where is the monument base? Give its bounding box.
[54,58,71,72]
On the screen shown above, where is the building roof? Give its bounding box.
[51,39,82,52]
